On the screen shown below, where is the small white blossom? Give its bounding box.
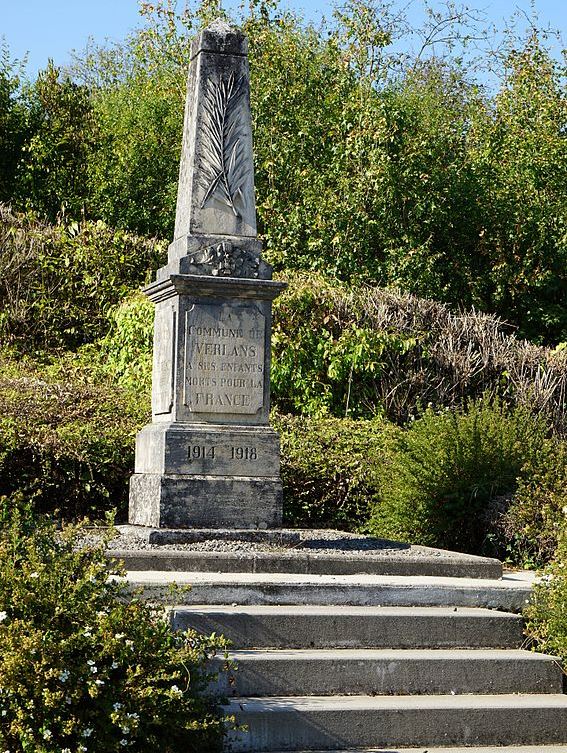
[59,669,70,683]
[81,728,93,738]
[0,612,7,622]
[120,740,128,747]
[125,640,134,648]
[114,633,125,640]
[65,696,72,705]
[121,726,130,734]
[42,729,52,740]
[29,572,39,579]
[94,679,105,686]
[111,662,119,669]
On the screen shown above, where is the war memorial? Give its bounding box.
[118,18,567,753]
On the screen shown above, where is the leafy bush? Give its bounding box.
[272,272,567,429]
[525,532,567,663]
[273,412,392,530]
[0,356,148,520]
[368,397,550,554]
[0,205,166,350]
[0,496,228,752]
[496,439,567,567]
[13,63,99,222]
[101,292,154,394]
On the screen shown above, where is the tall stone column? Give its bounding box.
[129,20,286,529]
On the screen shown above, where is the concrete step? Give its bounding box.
[127,570,534,611]
[114,548,502,578]
[224,694,567,751]
[172,605,524,649]
[215,648,562,697]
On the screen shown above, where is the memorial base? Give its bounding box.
[128,473,282,529]
[129,422,283,528]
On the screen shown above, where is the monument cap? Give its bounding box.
[191,18,248,59]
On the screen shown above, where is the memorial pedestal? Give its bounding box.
[129,274,285,528]
[128,20,287,529]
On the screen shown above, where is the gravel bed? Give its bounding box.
[83,527,478,560]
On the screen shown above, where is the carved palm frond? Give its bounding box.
[199,72,250,217]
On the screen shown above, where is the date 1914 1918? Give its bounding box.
[187,445,258,461]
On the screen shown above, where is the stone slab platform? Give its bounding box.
[124,570,535,612]
[109,526,502,579]
[225,694,567,751]
[171,606,524,649]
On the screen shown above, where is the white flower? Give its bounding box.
[1,710,6,717]
[62,748,71,753]
[0,612,7,622]
[111,662,119,670]
[114,633,125,640]
[127,712,139,721]
[59,669,70,683]
[121,726,130,734]
[81,727,93,738]
[113,702,123,711]
[65,696,72,705]
[120,740,128,747]
[29,572,39,579]
[125,640,134,648]
[170,685,182,697]
[94,679,105,686]
[42,729,52,740]
[83,630,92,638]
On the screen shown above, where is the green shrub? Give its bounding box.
[272,272,567,430]
[274,412,393,530]
[0,356,148,520]
[368,396,550,553]
[525,532,567,663]
[0,206,166,350]
[0,496,228,752]
[101,291,154,394]
[496,439,567,567]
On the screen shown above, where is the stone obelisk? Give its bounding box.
[128,20,286,529]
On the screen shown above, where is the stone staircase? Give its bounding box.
[121,533,567,752]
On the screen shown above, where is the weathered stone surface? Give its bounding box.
[184,301,265,414]
[134,423,280,477]
[129,474,282,529]
[145,277,282,425]
[175,21,256,241]
[129,20,284,529]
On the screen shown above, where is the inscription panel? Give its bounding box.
[184,302,265,414]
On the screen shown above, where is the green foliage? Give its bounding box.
[525,533,567,663]
[2,6,566,341]
[273,412,392,530]
[368,396,550,553]
[271,272,567,429]
[271,273,416,417]
[101,292,155,394]
[0,496,228,752]
[13,62,99,221]
[497,439,567,567]
[0,43,28,203]
[0,206,166,350]
[0,356,149,520]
